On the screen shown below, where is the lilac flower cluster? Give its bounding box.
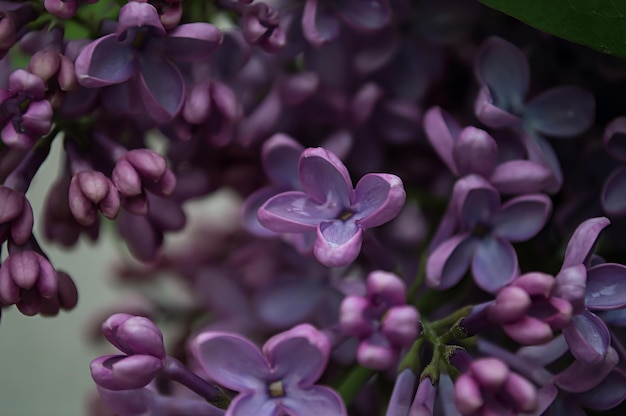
[2,0,626,415]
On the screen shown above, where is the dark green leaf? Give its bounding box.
[479,0,626,58]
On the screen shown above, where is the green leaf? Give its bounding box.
[479,0,626,58]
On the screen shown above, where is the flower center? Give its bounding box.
[472,222,491,238]
[337,209,355,222]
[267,380,285,398]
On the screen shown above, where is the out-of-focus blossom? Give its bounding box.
[192,323,347,416]
[340,271,419,370]
[258,147,405,267]
[44,0,98,19]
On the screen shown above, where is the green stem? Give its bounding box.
[398,337,424,373]
[429,305,473,334]
[336,365,375,406]
[407,250,428,302]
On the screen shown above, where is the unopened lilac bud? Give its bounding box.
[409,377,437,416]
[90,354,163,390]
[453,127,498,177]
[212,81,241,123]
[57,55,77,91]
[102,313,166,359]
[511,272,554,298]
[28,50,60,84]
[242,13,266,44]
[367,270,406,306]
[555,264,587,314]
[470,357,509,389]
[454,374,482,414]
[340,296,374,338]
[488,286,530,323]
[504,373,538,412]
[0,251,57,304]
[0,15,16,51]
[183,82,211,124]
[503,316,553,345]
[113,150,176,198]
[261,26,286,53]
[69,171,121,225]
[0,186,33,244]
[381,305,420,347]
[356,338,399,370]
[40,271,78,316]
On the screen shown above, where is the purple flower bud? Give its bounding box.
[112,149,176,198]
[44,0,98,19]
[381,305,420,347]
[356,336,399,370]
[0,186,33,244]
[90,354,164,391]
[40,271,78,316]
[69,171,120,226]
[102,313,166,359]
[367,270,407,306]
[408,377,436,416]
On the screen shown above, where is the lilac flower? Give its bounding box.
[0,69,52,149]
[423,106,551,194]
[258,147,406,267]
[451,354,538,415]
[408,377,436,416]
[75,1,223,122]
[427,175,552,293]
[339,271,420,370]
[473,36,595,190]
[385,368,416,416]
[601,116,626,216]
[0,185,33,245]
[0,2,36,56]
[192,323,347,416]
[43,0,98,19]
[39,271,79,317]
[90,313,166,391]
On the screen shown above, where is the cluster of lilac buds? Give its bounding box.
[4,0,626,415]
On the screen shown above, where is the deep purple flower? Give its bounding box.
[90,313,166,391]
[69,171,120,226]
[0,69,52,149]
[258,147,405,267]
[192,323,347,416]
[339,271,420,370]
[75,1,222,122]
[0,185,33,244]
[427,175,551,293]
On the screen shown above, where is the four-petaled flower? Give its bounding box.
[258,147,406,267]
[192,323,347,416]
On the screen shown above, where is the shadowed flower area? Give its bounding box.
[75,1,222,122]
[192,324,347,416]
[258,147,405,267]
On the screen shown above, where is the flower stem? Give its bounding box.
[337,364,375,406]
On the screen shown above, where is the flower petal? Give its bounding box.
[585,263,626,310]
[227,392,278,416]
[138,54,184,122]
[75,35,136,88]
[302,0,340,47]
[258,191,333,233]
[474,36,529,115]
[117,2,165,36]
[474,86,522,129]
[576,369,626,410]
[459,184,500,229]
[333,0,390,31]
[562,217,610,269]
[314,221,362,267]
[603,116,626,163]
[262,134,304,189]
[493,194,551,242]
[524,86,595,138]
[554,347,618,393]
[299,147,352,208]
[263,324,330,388]
[453,127,498,177]
[563,310,610,364]
[426,234,478,290]
[241,187,282,237]
[602,166,626,216]
[192,332,270,391]
[422,106,461,175]
[279,385,347,416]
[353,173,405,228]
[161,23,223,61]
[490,160,551,194]
[472,236,519,293]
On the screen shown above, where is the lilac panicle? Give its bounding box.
[90,314,166,391]
[258,147,406,267]
[427,175,551,293]
[192,323,347,416]
[75,1,223,122]
[340,271,420,370]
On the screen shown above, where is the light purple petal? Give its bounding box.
[75,35,136,88]
[576,369,626,410]
[518,130,563,192]
[138,54,184,122]
[585,263,626,310]
[263,324,330,388]
[192,332,270,391]
[603,116,626,163]
[422,106,461,175]
[314,221,362,267]
[161,23,223,61]
[116,2,165,36]
[241,187,281,237]
[385,368,416,416]
[302,0,340,47]
[493,194,551,242]
[333,0,390,31]
[602,166,626,216]
[474,36,528,115]
[472,236,519,293]
[299,147,352,208]
[563,310,610,364]
[227,392,277,416]
[474,86,522,129]
[490,160,551,194]
[554,346,618,393]
[279,385,347,416]
[459,184,500,229]
[562,217,610,269]
[262,134,304,189]
[353,173,405,228]
[453,127,498,177]
[517,334,569,366]
[258,191,333,233]
[524,86,595,138]
[426,234,478,290]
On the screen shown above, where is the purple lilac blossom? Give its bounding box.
[75,1,223,122]
[427,174,552,293]
[601,116,626,216]
[258,147,406,267]
[192,323,347,416]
